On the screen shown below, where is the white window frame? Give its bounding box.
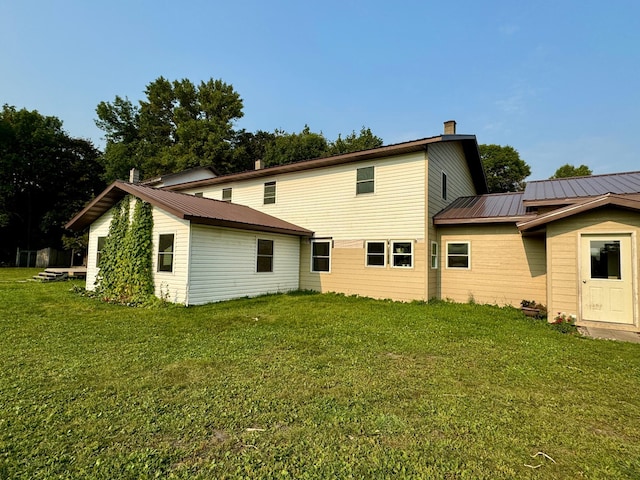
[256,238,274,273]
[356,166,375,195]
[157,233,175,273]
[222,188,232,202]
[446,241,470,269]
[310,239,332,273]
[431,241,438,269]
[365,241,387,268]
[264,181,276,204]
[390,240,413,268]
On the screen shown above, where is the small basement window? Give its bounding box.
[366,241,386,267]
[391,241,413,268]
[157,234,175,272]
[257,239,274,272]
[446,242,470,269]
[264,182,276,204]
[311,240,331,272]
[356,166,374,195]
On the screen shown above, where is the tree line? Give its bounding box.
[0,75,591,265]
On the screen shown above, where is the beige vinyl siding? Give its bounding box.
[299,240,427,302]
[152,208,190,304]
[439,225,546,306]
[86,209,113,291]
[182,152,427,240]
[546,208,640,323]
[188,225,300,305]
[427,142,479,299]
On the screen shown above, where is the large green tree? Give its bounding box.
[96,77,244,181]
[0,105,104,263]
[262,125,383,167]
[479,144,531,193]
[550,163,592,179]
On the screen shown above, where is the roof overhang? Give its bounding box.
[435,215,536,226]
[166,134,488,194]
[517,193,640,232]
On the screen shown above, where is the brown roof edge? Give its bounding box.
[517,193,640,232]
[165,134,486,192]
[435,215,535,225]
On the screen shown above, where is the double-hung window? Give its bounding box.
[157,234,175,272]
[264,182,276,204]
[366,241,386,267]
[96,236,106,266]
[257,239,274,272]
[431,242,438,269]
[446,242,470,269]
[356,166,374,195]
[391,241,413,268]
[311,240,331,272]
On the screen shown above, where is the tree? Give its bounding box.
[0,105,105,264]
[327,127,383,155]
[263,126,328,167]
[95,77,244,181]
[550,164,592,179]
[230,129,277,172]
[479,144,531,193]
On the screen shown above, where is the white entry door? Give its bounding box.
[580,234,634,324]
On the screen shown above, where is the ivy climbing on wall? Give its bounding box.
[96,196,154,304]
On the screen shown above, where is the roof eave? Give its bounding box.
[434,215,535,225]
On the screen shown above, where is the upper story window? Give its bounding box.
[446,242,470,269]
[157,234,175,272]
[264,181,276,204]
[222,188,232,202]
[391,241,413,268]
[442,172,448,200]
[311,240,331,272]
[366,241,386,267]
[356,166,374,195]
[256,239,274,272]
[194,192,204,197]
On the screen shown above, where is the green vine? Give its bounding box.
[96,196,154,304]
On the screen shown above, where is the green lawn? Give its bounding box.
[1,269,639,479]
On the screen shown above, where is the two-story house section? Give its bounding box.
[164,121,487,302]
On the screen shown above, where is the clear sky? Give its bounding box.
[1,0,638,179]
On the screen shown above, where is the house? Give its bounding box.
[66,121,640,333]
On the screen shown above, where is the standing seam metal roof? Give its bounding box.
[523,171,640,203]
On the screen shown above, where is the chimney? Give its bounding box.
[255,159,263,170]
[443,120,456,135]
[129,168,140,183]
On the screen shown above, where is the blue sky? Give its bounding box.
[2,0,639,179]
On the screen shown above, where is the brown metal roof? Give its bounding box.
[165,134,489,195]
[65,181,313,237]
[517,193,640,232]
[434,192,535,224]
[523,171,640,205]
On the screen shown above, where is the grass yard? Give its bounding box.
[1,269,639,479]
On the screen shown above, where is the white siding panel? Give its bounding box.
[152,208,190,304]
[182,152,427,240]
[86,210,113,291]
[188,225,300,305]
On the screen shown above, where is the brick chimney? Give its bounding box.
[443,120,456,135]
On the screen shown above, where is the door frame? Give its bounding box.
[578,231,637,327]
